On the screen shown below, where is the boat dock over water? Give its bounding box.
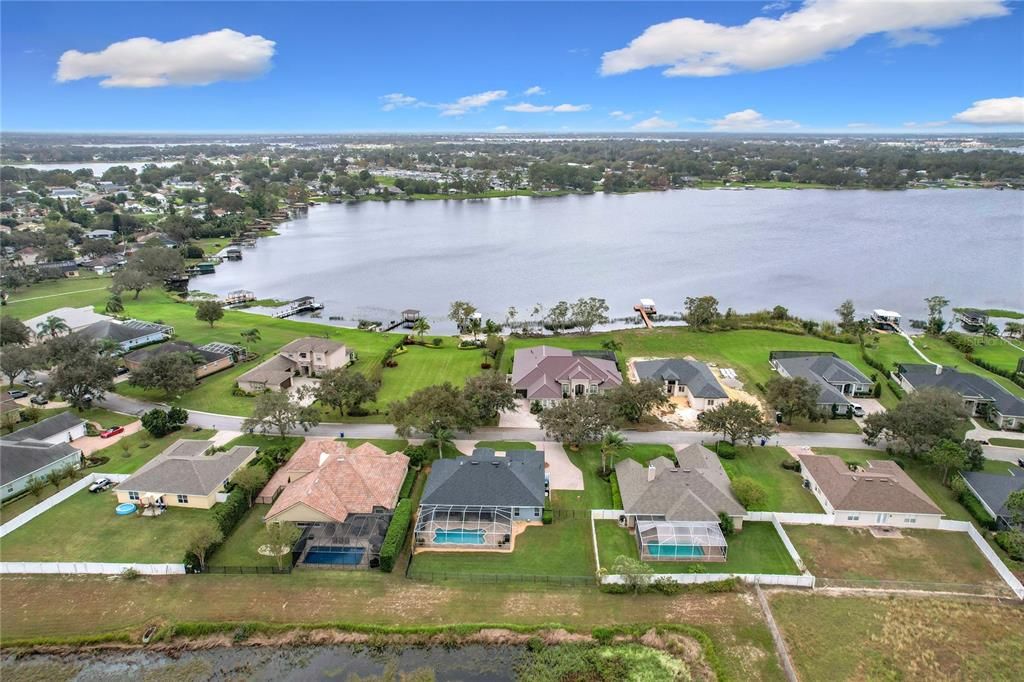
[271,296,325,319]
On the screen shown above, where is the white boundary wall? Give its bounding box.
[939,519,1024,600]
[0,472,128,537]
[602,572,815,588]
[767,514,807,573]
[0,562,185,575]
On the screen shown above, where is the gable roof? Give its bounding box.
[616,447,745,522]
[898,364,1024,417]
[237,354,296,387]
[0,439,81,485]
[421,448,546,507]
[962,471,1024,522]
[264,440,409,523]
[115,440,258,497]
[773,353,872,406]
[633,359,728,399]
[799,453,943,515]
[25,306,112,334]
[76,320,160,344]
[510,346,622,399]
[279,337,346,354]
[4,412,85,442]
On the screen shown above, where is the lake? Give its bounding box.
[196,189,1024,331]
[5,161,176,173]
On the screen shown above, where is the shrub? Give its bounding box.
[120,567,140,581]
[651,576,684,595]
[404,444,431,467]
[717,511,734,537]
[379,498,412,572]
[398,469,417,499]
[731,476,767,509]
[994,530,1024,561]
[781,458,801,472]
[529,400,543,415]
[431,338,443,347]
[480,362,492,369]
[542,508,553,525]
[85,423,100,437]
[950,476,997,530]
[346,407,370,417]
[715,441,737,460]
[232,387,254,397]
[184,245,204,259]
[609,473,623,509]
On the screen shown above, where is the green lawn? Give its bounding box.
[990,438,1024,449]
[96,428,215,474]
[558,443,676,510]
[719,446,823,513]
[779,416,861,434]
[785,525,1004,589]
[595,521,799,575]
[970,337,1024,375]
[208,504,275,568]
[475,440,537,451]
[2,273,112,319]
[0,488,211,563]
[363,344,484,414]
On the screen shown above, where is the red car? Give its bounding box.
[100,426,125,439]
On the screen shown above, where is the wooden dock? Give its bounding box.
[634,299,657,329]
[271,296,324,319]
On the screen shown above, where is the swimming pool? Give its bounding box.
[433,528,486,545]
[646,544,704,559]
[303,546,365,566]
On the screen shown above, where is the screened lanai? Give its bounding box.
[636,520,728,562]
[414,504,514,550]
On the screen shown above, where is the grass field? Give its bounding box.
[971,337,1024,374]
[772,594,1024,681]
[363,343,484,414]
[475,440,537,451]
[719,446,823,513]
[990,438,1024,449]
[96,428,215,475]
[0,488,210,563]
[558,443,676,510]
[208,504,275,568]
[594,521,800,575]
[784,525,1003,590]
[1,273,112,319]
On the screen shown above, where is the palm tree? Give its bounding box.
[105,295,124,314]
[240,328,261,354]
[484,319,502,336]
[601,339,622,352]
[468,317,483,341]
[600,430,629,475]
[1004,321,1022,339]
[427,425,455,461]
[981,322,1001,343]
[412,317,431,339]
[36,316,69,340]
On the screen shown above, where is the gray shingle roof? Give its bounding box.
[76,320,158,344]
[899,364,1024,417]
[773,353,871,406]
[962,471,1024,522]
[421,448,546,507]
[4,412,86,442]
[0,440,81,485]
[115,440,258,497]
[125,341,228,365]
[633,359,728,399]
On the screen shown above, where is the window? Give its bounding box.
[905,517,917,524]
[847,514,859,521]
[176,494,189,504]
[128,491,140,501]
[707,399,715,406]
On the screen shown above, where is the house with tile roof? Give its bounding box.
[260,439,409,525]
[769,351,874,416]
[510,345,622,407]
[895,363,1024,430]
[633,359,729,410]
[798,453,944,528]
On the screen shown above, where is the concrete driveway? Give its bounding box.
[541,442,583,491]
[499,399,541,428]
[74,420,142,457]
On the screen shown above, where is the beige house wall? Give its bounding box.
[265,502,336,525]
[115,489,218,509]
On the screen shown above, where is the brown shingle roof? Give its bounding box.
[799,453,943,515]
[279,337,345,354]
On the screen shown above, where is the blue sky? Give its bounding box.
[2,1,1022,133]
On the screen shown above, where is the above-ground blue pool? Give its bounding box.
[115,503,137,516]
[646,544,705,559]
[303,546,365,566]
[433,528,486,545]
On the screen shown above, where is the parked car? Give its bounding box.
[115,366,130,376]
[1017,458,1024,469]
[29,394,49,405]
[851,403,865,417]
[7,390,28,399]
[24,379,43,389]
[100,426,125,438]
[88,477,112,493]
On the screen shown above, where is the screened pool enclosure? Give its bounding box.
[415,505,514,550]
[635,520,728,562]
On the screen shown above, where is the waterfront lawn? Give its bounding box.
[475,440,536,451]
[719,446,823,513]
[971,337,1024,375]
[595,521,799,575]
[2,273,112,319]
[784,525,1004,590]
[558,443,676,510]
[771,594,1024,682]
[208,504,275,568]
[362,343,484,416]
[0,489,209,563]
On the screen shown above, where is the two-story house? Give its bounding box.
[237,337,353,392]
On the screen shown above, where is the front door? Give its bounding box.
[574,384,585,397]
[875,513,888,524]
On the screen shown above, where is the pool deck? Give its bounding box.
[413,520,541,554]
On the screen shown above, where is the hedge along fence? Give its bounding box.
[398,468,418,500]
[379,498,412,572]
[609,472,623,509]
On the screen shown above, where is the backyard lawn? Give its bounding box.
[208,504,275,568]
[719,446,823,513]
[970,337,1024,375]
[1,273,112,319]
[0,489,210,563]
[784,525,1005,591]
[594,521,800,575]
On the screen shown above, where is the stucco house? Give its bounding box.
[1,413,86,500]
[769,351,873,416]
[25,306,113,343]
[509,346,622,407]
[237,337,352,393]
[414,448,546,551]
[260,440,409,525]
[633,359,729,411]
[798,453,944,527]
[4,411,87,445]
[615,444,745,562]
[895,363,1024,430]
[76,319,172,353]
[124,341,235,379]
[114,440,259,511]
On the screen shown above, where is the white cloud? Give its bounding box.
[524,85,545,96]
[439,90,507,116]
[903,120,949,128]
[952,96,1024,125]
[504,102,590,113]
[601,0,1008,77]
[710,109,800,131]
[609,110,633,120]
[380,93,418,111]
[56,28,275,87]
[494,125,511,132]
[632,116,678,131]
[846,122,873,128]
[762,1,792,12]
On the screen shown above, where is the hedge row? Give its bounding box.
[398,468,418,500]
[609,473,623,509]
[379,498,412,572]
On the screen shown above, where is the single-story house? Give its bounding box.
[4,411,87,445]
[961,471,1024,530]
[633,359,729,410]
[114,439,259,511]
[75,319,170,353]
[769,351,874,415]
[83,253,127,275]
[1,439,82,500]
[615,444,746,562]
[895,364,1024,430]
[49,188,79,200]
[124,341,234,379]
[798,453,944,527]
[509,346,622,406]
[25,306,112,342]
[260,439,409,524]
[237,337,352,392]
[414,448,546,551]
[0,398,23,429]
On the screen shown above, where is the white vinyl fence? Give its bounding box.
[939,519,1024,600]
[745,511,834,525]
[602,572,815,588]
[0,472,128,537]
[0,562,185,576]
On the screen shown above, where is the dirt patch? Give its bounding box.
[501,593,584,620]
